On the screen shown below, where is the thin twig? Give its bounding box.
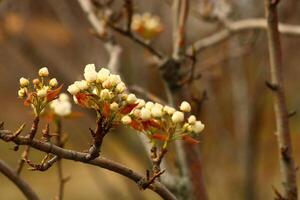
[0,130,177,200]
[186,18,300,56]
[0,159,40,200]
[17,116,40,175]
[264,0,298,199]
[129,85,167,105]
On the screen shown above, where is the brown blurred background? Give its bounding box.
[0,0,300,199]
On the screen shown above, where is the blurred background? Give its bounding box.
[0,0,300,199]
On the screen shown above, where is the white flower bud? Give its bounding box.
[132,109,141,117]
[73,96,78,104]
[171,111,184,123]
[121,115,132,125]
[145,101,154,109]
[19,77,29,87]
[115,82,126,93]
[180,101,191,112]
[49,78,58,87]
[37,88,47,97]
[109,75,121,86]
[140,108,151,120]
[76,80,89,91]
[67,84,80,95]
[39,67,49,77]
[127,94,137,104]
[59,93,69,101]
[163,105,175,115]
[151,106,162,118]
[100,89,111,100]
[97,68,110,82]
[193,121,205,133]
[18,88,26,98]
[84,71,97,83]
[136,99,145,108]
[84,64,96,73]
[188,115,196,124]
[110,102,119,111]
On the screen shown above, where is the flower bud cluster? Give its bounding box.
[18,67,62,115]
[68,64,204,145]
[131,13,163,40]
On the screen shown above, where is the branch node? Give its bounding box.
[265,81,279,91]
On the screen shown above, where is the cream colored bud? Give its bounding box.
[121,115,132,125]
[193,121,205,133]
[102,79,113,89]
[18,88,26,98]
[33,78,40,85]
[136,99,145,108]
[180,101,191,112]
[140,108,151,120]
[188,115,196,124]
[97,68,110,83]
[109,75,121,86]
[49,78,58,87]
[67,84,80,95]
[84,71,97,82]
[145,102,154,109]
[53,101,72,116]
[115,82,126,93]
[151,106,162,118]
[110,102,119,111]
[171,111,184,123]
[76,80,89,91]
[37,88,47,97]
[132,109,141,117]
[100,89,111,100]
[39,67,49,77]
[19,77,29,87]
[84,64,96,73]
[127,94,137,104]
[163,106,175,115]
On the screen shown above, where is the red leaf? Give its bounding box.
[181,135,199,145]
[120,103,138,115]
[130,120,143,131]
[47,84,63,102]
[102,103,110,117]
[148,119,161,129]
[24,92,36,106]
[151,133,168,141]
[75,93,90,107]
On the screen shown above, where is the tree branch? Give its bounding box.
[186,18,300,56]
[264,0,298,199]
[0,159,40,200]
[0,130,177,200]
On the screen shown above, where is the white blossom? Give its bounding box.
[121,115,132,124]
[180,101,191,112]
[39,67,49,77]
[127,94,137,104]
[193,121,205,133]
[84,71,97,83]
[115,82,126,93]
[18,88,26,98]
[19,77,29,87]
[97,68,110,83]
[84,64,96,73]
[171,111,184,123]
[151,106,162,118]
[67,84,80,95]
[145,101,154,109]
[140,107,151,120]
[37,88,47,97]
[188,115,196,124]
[110,102,119,111]
[49,78,58,87]
[100,89,111,100]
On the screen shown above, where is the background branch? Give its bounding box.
[0,159,40,200]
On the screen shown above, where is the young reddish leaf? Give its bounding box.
[24,92,36,106]
[47,84,63,102]
[151,133,168,141]
[141,120,150,130]
[182,135,200,145]
[75,93,90,107]
[120,103,138,114]
[102,103,110,117]
[130,120,143,131]
[148,119,161,129]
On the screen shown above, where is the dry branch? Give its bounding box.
[264,0,298,199]
[0,130,177,200]
[0,159,40,200]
